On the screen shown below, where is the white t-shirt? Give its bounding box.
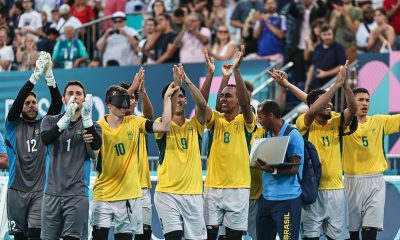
[138,38,155,64]
[356,21,377,49]
[179,27,211,63]
[102,26,141,66]
[18,10,43,41]
[56,16,82,34]
[0,45,15,71]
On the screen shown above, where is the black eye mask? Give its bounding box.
[107,95,130,109]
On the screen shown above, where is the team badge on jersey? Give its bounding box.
[127,131,133,140]
[35,129,40,136]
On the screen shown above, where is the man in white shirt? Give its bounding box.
[356,4,377,53]
[56,4,82,34]
[18,0,43,40]
[0,27,15,71]
[96,11,141,66]
[173,13,211,63]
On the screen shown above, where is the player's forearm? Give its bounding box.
[216,74,230,112]
[41,126,63,146]
[186,78,207,113]
[159,97,172,131]
[200,70,214,102]
[233,69,251,106]
[343,85,357,126]
[141,91,154,120]
[8,81,35,122]
[47,85,63,116]
[86,126,102,150]
[286,82,307,103]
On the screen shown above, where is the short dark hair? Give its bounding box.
[46,27,59,36]
[105,85,129,103]
[63,80,86,97]
[306,89,327,107]
[320,23,332,33]
[119,82,139,100]
[173,8,185,17]
[106,59,119,67]
[159,13,172,23]
[260,100,282,118]
[352,87,370,96]
[29,91,37,98]
[161,83,185,99]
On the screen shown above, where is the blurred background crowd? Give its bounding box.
[0,0,399,91]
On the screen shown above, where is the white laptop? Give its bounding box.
[250,136,294,167]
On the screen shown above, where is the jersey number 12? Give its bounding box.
[26,139,37,152]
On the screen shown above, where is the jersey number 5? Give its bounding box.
[362,136,368,147]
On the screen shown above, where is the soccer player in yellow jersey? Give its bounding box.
[154,64,209,240]
[201,45,256,240]
[91,83,178,240]
[119,67,154,240]
[296,61,357,240]
[342,87,400,240]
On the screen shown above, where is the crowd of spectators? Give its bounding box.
[0,0,399,89]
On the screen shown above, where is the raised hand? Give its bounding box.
[57,96,78,131]
[267,68,289,88]
[131,67,145,91]
[29,51,48,85]
[164,82,180,98]
[44,52,56,88]
[204,49,215,73]
[82,94,94,128]
[222,64,233,77]
[232,45,245,70]
[173,65,182,87]
[336,60,349,87]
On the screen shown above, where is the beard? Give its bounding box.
[22,111,38,121]
[321,112,332,120]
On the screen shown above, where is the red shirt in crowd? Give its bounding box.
[384,0,400,34]
[71,5,95,24]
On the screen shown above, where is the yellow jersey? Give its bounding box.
[94,115,147,201]
[250,126,265,200]
[205,111,256,189]
[155,117,205,194]
[343,114,400,175]
[296,113,343,190]
[138,131,151,189]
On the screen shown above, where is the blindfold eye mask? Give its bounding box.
[107,95,130,109]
